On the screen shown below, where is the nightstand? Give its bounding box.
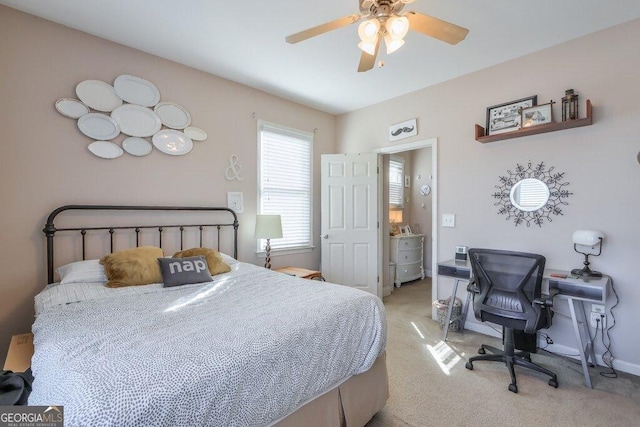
[4,333,34,372]
[274,266,325,281]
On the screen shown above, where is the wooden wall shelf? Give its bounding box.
[475,99,592,143]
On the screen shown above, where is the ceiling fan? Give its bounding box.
[286,0,469,72]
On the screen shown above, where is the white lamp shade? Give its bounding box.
[572,230,604,246]
[358,19,380,42]
[358,39,378,55]
[384,33,405,54]
[255,215,283,239]
[385,16,409,40]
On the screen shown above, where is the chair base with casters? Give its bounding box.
[465,327,558,393]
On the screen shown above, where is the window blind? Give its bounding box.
[515,180,549,210]
[389,157,404,208]
[258,121,313,251]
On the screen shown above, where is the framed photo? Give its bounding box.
[486,96,537,135]
[389,118,418,141]
[401,225,413,235]
[521,102,553,128]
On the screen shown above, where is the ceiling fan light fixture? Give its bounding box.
[358,19,381,42]
[384,33,405,54]
[385,16,409,39]
[358,38,378,55]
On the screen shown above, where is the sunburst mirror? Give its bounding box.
[492,162,572,227]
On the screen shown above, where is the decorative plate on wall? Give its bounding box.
[75,80,123,112]
[122,137,153,157]
[88,141,124,159]
[77,113,120,140]
[154,102,192,129]
[113,74,160,107]
[111,104,162,137]
[152,130,193,155]
[55,98,90,119]
[184,126,208,141]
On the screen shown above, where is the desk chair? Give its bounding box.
[465,249,558,393]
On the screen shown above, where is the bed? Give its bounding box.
[30,205,388,426]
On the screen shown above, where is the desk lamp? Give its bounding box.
[571,230,604,278]
[255,214,283,269]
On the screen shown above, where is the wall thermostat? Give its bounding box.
[455,245,468,261]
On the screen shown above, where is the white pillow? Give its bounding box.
[219,252,238,265]
[55,259,108,284]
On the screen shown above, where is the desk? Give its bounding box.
[436,260,610,388]
[544,271,610,388]
[436,259,472,342]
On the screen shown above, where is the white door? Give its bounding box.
[321,153,379,296]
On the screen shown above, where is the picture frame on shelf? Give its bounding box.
[486,95,537,135]
[401,225,413,235]
[521,102,553,128]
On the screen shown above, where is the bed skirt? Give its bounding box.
[274,352,388,427]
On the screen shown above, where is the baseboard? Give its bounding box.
[462,321,640,377]
[540,342,640,377]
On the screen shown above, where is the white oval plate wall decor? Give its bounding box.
[154,102,192,129]
[122,137,153,157]
[55,98,90,119]
[111,104,162,137]
[113,74,161,107]
[75,80,123,112]
[88,141,124,159]
[184,126,207,141]
[77,113,120,140]
[152,129,193,155]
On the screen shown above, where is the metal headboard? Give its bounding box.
[43,205,239,284]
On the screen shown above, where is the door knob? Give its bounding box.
[322,234,329,239]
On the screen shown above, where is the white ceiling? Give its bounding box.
[3,0,640,114]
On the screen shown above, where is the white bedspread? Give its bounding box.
[29,261,387,426]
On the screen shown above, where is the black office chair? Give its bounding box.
[464,248,558,393]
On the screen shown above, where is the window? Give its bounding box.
[389,156,405,208]
[258,121,313,252]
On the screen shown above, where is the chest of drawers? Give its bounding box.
[390,234,425,287]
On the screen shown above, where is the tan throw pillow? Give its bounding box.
[100,246,164,288]
[172,248,231,276]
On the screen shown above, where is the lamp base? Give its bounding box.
[264,238,272,269]
[571,267,602,278]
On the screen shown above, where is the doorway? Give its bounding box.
[375,138,438,307]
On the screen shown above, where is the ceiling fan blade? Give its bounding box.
[357,37,381,73]
[405,12,469,45]
[286,14,361,44]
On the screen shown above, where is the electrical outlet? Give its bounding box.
[590,311,607,329]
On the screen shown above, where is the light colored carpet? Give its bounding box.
[367,278,640,427]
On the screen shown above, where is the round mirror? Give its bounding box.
[509,178,550,212]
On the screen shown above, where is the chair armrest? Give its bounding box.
[533,288,559,308]
[467,278,479,294]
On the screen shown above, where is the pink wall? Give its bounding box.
[337,19,640,372]
[0,6,336,356]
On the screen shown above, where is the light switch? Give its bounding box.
[227,192,243,213]
[442,214,455,227]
